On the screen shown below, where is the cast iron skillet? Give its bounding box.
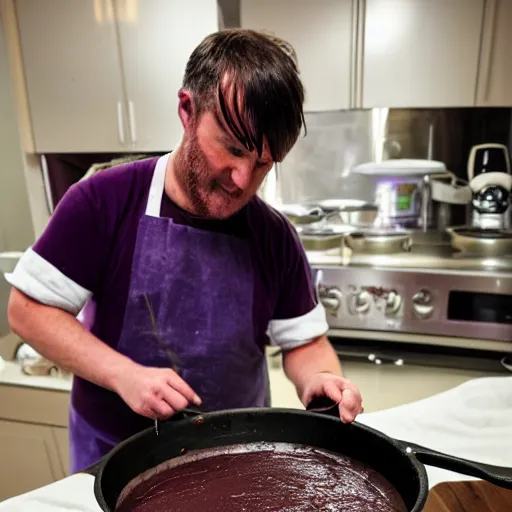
[88,407,512,512]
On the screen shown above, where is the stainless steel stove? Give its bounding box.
[308,231,512,346]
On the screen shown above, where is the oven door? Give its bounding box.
[327,335,510,413]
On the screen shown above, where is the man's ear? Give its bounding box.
[177,89,196,131]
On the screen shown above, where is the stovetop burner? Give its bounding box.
[453,228,512,240]
[304,230,512,272]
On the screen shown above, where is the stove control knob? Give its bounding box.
[412,289,434,319]
[385,291,402,316]
[351,290,372,314]
[319,287,342,313]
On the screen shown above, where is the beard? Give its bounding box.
[174,132,246,219]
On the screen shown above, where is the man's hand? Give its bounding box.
[301,372,363,423]
[282,335,363,423]
[114,363,202,420]
[7,289,202,421]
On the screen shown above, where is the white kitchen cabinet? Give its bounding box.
[14,0,218,153]
[240,0,355,111]
[267,354,491,415]
[15,0,127,153]
[361,0,485,108]
[0,360,71,500]
[116,0,218,151]
[53,425,70,476]
[476,0,512,106]
[0,419,65,501]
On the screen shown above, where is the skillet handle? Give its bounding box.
[397,440,512,490]
[169,406,203,421]
[181,406,203,416]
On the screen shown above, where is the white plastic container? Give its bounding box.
[0,251,23,275]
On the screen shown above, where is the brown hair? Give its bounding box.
[182,28,306,162]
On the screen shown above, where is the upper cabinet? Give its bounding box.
[240,0,356,112]
[10,0,512,156]
[15,0,127,153]
[14,0,218,153]
[361,0,485,108]
[476,0,512,106]
[115,0,218,151]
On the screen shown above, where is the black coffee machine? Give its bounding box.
[467,143,512,230]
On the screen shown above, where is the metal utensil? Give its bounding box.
[144,294,183,436]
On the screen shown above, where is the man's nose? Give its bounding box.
[230,162,254,191]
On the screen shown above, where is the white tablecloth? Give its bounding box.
[1,375,511,511]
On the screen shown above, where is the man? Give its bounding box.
[6,29,362,473]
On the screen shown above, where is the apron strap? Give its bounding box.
[145,153,170,217]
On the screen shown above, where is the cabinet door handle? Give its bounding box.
[128,100,137,143]
[117,101,126,144]
[355,0,366,108]
[479,0,498,104]
[350,0,358,108]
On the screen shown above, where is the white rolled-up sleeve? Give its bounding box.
[5,247,92,316]
[267,302,329,351]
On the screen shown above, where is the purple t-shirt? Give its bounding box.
[8,156,327,437]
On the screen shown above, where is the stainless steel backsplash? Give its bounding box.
[261,107,512,206]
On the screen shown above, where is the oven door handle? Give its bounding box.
[333,349,406,367]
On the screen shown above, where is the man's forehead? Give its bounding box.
[207,95,272,160]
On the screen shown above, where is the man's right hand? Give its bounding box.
[114,363,202,420]
[8,289,202,420]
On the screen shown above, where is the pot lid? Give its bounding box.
[352,159,447,176]
[307,199,378,212]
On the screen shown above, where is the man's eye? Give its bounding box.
[228,146,245,158]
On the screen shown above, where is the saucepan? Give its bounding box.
[345,228,413,254]
[87,406,512,512]
[446,226,512,256]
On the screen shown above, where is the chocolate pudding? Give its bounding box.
[115,442,407,511]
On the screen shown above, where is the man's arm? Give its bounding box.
[268,214,362,422]
[8,288,201,417]
[282,335,362,423]
[8,288,133,391]
[5,180,200,419]
[282,335,342,397]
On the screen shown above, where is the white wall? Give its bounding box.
[0,18,34,337]
[0,19,33,252]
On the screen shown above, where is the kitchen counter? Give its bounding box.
[0,375,510,511]
[0,357,72,502]
[0,358,72,392]
[0,350,508,503]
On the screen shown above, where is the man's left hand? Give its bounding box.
[301,372,363,423]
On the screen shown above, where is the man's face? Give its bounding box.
[175,103,274,220]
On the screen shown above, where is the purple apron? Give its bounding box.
[70,154,268,472]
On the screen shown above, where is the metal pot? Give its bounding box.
[298,222,355,251]
[351,160,471,229]
[447,226,512,257]
[88,408,512,512]
[345,229,413,254]
[310,199,379,227]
